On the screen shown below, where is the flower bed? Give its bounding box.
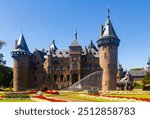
[104,95,150,102]
[27,90,38,94]
[45,90,59,94]
[0,96,4,100]
[82,94,141,102]
[33,95,67,102]
[5,93,30,98]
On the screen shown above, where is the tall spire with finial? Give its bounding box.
[107,8,110,18]
[74,27,77,40]
[107,0,110,18]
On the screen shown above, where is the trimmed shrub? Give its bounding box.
[5,92,29,98]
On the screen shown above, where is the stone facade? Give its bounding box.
[11,33,100,91]
[11,10,120,92]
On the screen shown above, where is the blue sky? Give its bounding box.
[0,0,150,70]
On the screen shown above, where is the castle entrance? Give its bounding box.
[72,73,78,84]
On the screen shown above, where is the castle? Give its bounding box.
[11,10,120,92]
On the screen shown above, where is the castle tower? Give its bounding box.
[147,57,150,71]
[11,33,31,91]
[69,28,82,85]
[97,9,120,91]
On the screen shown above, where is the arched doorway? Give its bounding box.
[72,73,78,84]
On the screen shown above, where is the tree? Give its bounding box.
[143,71,150,86]
[0,40,6,65]
[0,40,12,89]
[130,68,145,71]
[0,65,13,88]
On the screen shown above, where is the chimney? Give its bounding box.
[15,40,18,49]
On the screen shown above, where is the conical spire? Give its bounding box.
[17,33,29,52]
[50,40,58,52]
[88,40,98,51]
[101,9,118,39]
[74,27,77,40]
[71,28,80,46]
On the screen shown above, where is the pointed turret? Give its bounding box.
[50,40,58,53]
[70,28,80,46]
[100,9,118,39]
[17,33,29,52]
[88,40,98,52]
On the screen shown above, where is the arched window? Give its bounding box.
[54,75,57,81]
[60,75,64,81]
[67,75,70,81]
[73,63,78,68]
[104,53,107,59]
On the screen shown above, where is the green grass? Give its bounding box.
[104,94,150,99]
[70,95,116,102]
[45,92,115,102]
[0,99,33,102]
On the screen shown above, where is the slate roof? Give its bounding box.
[100,11,118,39]
[88,40,98,52]
[70,39,80,46]
[46,40,99,58]
[50,40,58,52]
[52,50,69,58]
[17,33,30,52]
[129,70,146,77]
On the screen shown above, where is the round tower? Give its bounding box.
[97,9,120,91]
[11,33,31,91]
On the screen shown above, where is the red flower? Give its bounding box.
[27,90,38,94]
[33,95,66,102]
[44,90,59,94]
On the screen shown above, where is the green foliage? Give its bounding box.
[0,40,6,65]
[130,68,145,71]
[5,93,29,98]
[0,65,13,88]
[133,82,143,89]
[0,40,6,49]
[143,71,150,85]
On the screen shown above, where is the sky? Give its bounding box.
[0,0,150,70]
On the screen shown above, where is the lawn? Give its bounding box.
[104,94,150,99]
[0,99,33,102]
[0,90,150,102]
[45,91,117,102]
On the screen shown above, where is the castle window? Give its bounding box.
[49,75,51,81]
[54,75,57,81]
[66,51,68,54]
[43,76,45,82]
[34,55,36,60]
[67,75,70,81]
[34,76,36,82]
[108,64,111,69]
[67,65,70,70]
[60,66,64,70]
[60,75,64,81]
[73,63,78,68]
[104,53,107,59]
